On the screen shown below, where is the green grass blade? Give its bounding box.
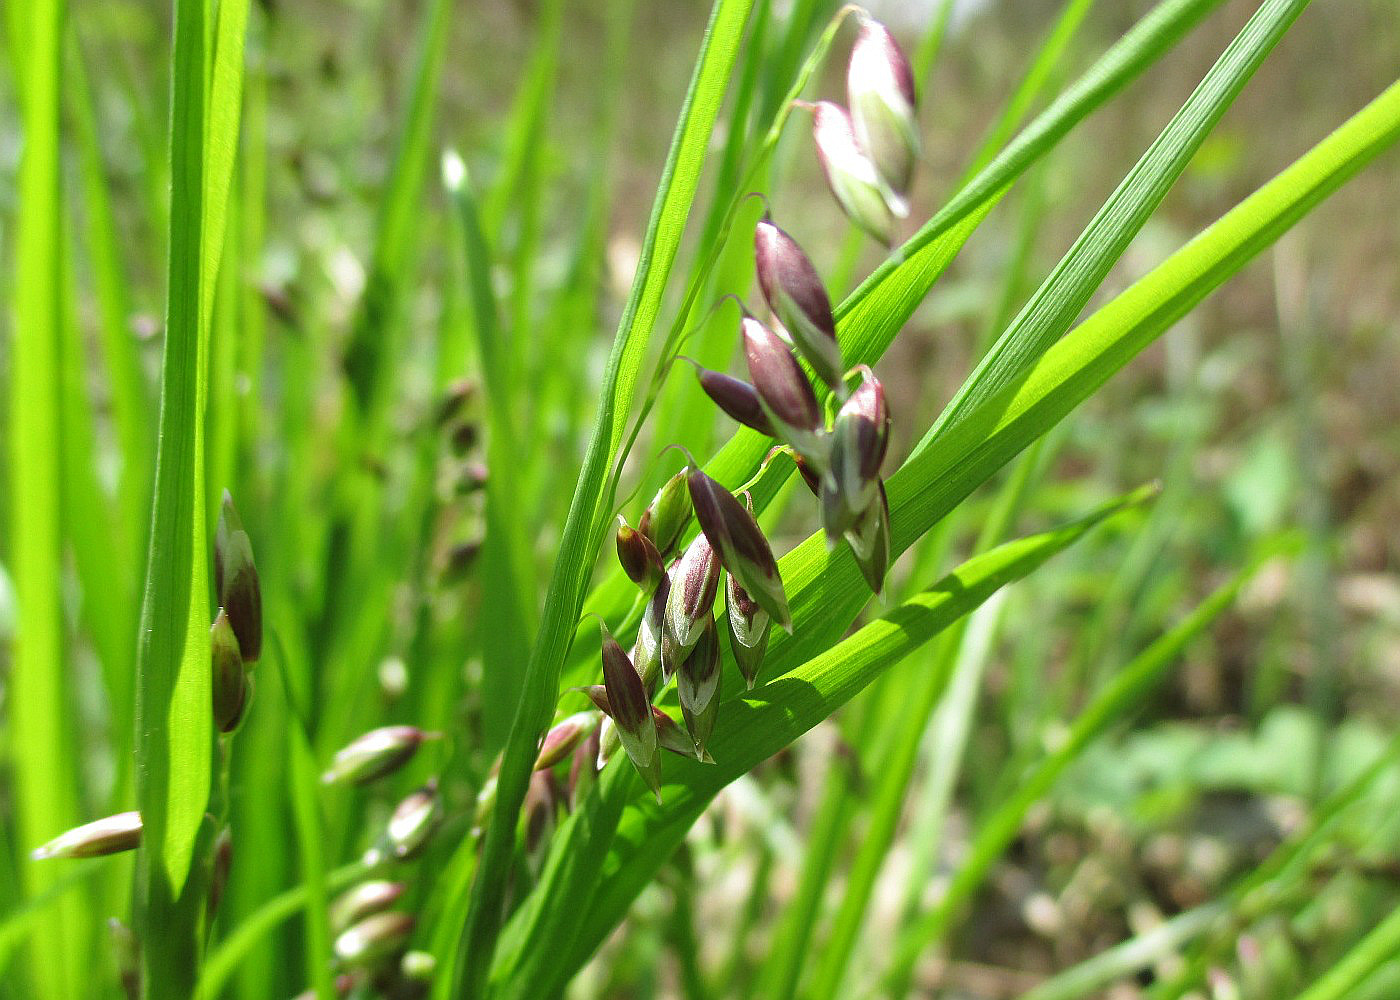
[909,0,1310,462]
[6,0,86,994]
[442,158,535,754]
[523,488,1155,995]
[341,0,452,415]
[882,541,1289,989]
[287,726,336,1000]
[134,0,249,990]
[134,0,213,984]
[65,28,153,546]
[447,3,756,994]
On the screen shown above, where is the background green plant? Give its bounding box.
[2,1,1398,998]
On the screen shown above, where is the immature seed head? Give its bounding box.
[809,101,900,244]
[599,620,662,800]
[847,15,919,197]
[694,364,776,437]
[754,217,845,393]
[639,470,693,559]
[822,366,890,542]
[386,780,443,861]
[741,313,825,464]
[211,609,248,733]
[534,711,595,771]
[616,516,665,591]
[334,911,414,969]
[726,571,771,690]
[663,530,722,659]
[216,491,262,663]
[331,880,406,934]
[321,725,438,786]
[32,811,142,860]
[845,480,892,594]
[676,616,722,758]
[687,474,791,632]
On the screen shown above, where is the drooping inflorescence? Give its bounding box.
[565,12,916,798]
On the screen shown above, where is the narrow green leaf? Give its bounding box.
[135,0,250,991]
[341,0,453,415]
[443,158,535,753]
[134,0,214,989]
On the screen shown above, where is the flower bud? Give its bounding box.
[292,975,355,1000]
[848,16,919,197]
[687,473,791,632]
[208,827,234,922]
[632,573,671,694]
[449,421,479,456]
[599,620,662,801]
[726,572,770,689]
[653,705,714,763]
[845,480,891,593]
[402,949,437,984]
[386,780,443,860]
[456,461,489,495]
[523,770,563,856]
[433,377,477,427]
[742,313,825,463]
[32,811,142,860]
[211,610,247,733]
[676,616,721,758]
[597,715,619,768]
[793,452,822,496]
[638,470,692,559]
[810,101,899,244]
[441,539,482,584]
[663,530,721,659]
[334,911,414,969]
[569,723,602,808]
[472,770,498,837]
[695,365,775,436]
[108,918,139,1000]
[216,491,262,662]
[822,366,890,542]
[534,711,595,771]
[331,880,406,934]
[616,516,665,591]
[754,218,844,393]
[321,726,438,786]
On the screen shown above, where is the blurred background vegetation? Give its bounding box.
[1,0,1398,997]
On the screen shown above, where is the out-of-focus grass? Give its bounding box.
[1,1,1398,998]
